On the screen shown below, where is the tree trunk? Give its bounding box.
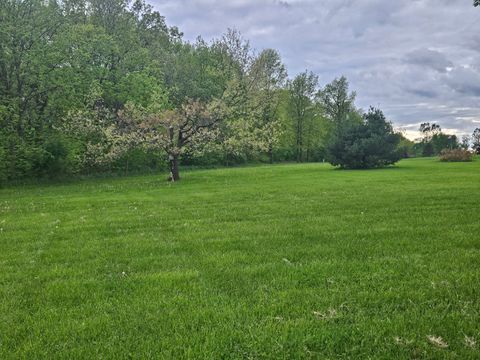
[268,145,274,164]
[169,154,180,182]
[296,129,303,163]
[297,145,303,163]
[225,150,229,167]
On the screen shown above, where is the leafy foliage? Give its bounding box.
[416,123,460,157]
[472,128,480,154]
[317,76,357,127]
[0,0,476,183]
[286,71,322,162]
[326,108,402,169]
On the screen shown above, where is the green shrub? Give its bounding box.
[439,148,474,162]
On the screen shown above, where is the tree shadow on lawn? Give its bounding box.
[331,165,406,172]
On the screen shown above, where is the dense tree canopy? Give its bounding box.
[415,123,460,157]
[0,0,476,183]
[472,128,480,154]
[326,108,402,169]
[286,71,321,163]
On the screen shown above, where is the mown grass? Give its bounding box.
[1,158,479,359]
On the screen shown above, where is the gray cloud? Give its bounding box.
[405,48,453,73]
[152,0,480,138]
[446,67,480,96]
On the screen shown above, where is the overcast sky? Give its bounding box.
[151,0,479,139]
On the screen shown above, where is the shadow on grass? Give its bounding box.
[331,164,405,172]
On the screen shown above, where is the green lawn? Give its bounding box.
[1,158,479,359]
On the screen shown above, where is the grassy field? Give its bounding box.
[1,158,479,359]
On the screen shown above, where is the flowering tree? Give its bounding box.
[123,99,223,181]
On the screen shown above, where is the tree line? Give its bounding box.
[0,1,477,182]
[403,124,480,158]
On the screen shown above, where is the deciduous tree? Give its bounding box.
[248,49,287,163]
[131,99,224,181]
[317,76,357,128]
[472,128,480,154]
[287,71,319,162]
